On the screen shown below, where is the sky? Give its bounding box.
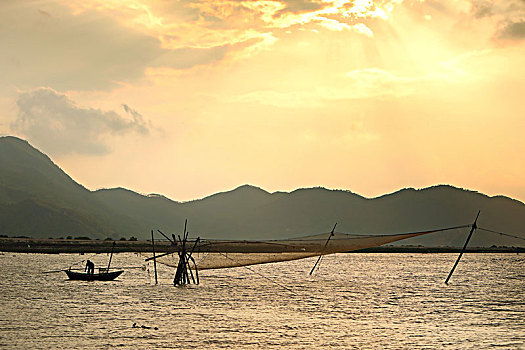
[0,0,524,202]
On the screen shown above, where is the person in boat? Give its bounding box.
[85,260,95,274]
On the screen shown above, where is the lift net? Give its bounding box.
[144,226,467,270]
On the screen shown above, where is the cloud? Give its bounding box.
[0,2,156,90]
[153,45,230,69]
[498,21,525,39]
[67,0,402,51]
[462,0,525,42]
[0,0,406,95]
[11,88,152,156]
[121,104,148,130]
[0,2,235,91]
[276,0,325,15]
[351,23,374,37]
[227,63,469,108]
[470,0,494,18]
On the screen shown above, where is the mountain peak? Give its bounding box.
[234,184,269,193]
[0,136,88,196]
[0,135,48,160]
[1,135,30,144]
[197,184,270,202]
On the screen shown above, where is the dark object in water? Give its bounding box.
[133,322,158,330]
[64,269,123,281]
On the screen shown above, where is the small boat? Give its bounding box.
[64,241,123,281]
[64,269,123,281]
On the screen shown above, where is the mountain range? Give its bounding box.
[0,135,524,247]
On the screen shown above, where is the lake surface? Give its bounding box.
[0,253,523,349]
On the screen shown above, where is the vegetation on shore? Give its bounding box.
[0,237,522,254]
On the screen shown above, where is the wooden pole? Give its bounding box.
[157,229,175,244]
[445,211,480,285]
[186,237,200,285]
[177,220,187,285]
[309,223,337,275]
[173,252,182,285]
[145,251,174,261]
[172,219,198,286]
[106,241,116,273]
[185,260,190,284]
[173,235,181,285]
[174,234,186,285]
[151,230,158,285]
[189,255,199,285]
[183,231,190,284]
[180,250,187,285]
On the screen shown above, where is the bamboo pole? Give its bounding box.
[151,230,158,285]
[171,220,199,286]
[445,211,481,284]
[189,255,199,285]
[145,251,174,261]
[186,257,196,284]
[186,237,200,285]
[157,229,175,244]
[309,223,337,275]
[106,241,116,273]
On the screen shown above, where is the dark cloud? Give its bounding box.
[121,104,150,134]
[276,0,325,15]
[471,1,493,18]
[498,21,525,39]
[11,88,151,156]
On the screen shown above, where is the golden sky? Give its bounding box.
[1,0,524,201]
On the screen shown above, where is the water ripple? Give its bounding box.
[0,253,523,349]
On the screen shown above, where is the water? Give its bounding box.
[0,253,523,349]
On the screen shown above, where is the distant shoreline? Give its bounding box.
[353,246,524,253]
[0,237,522,254]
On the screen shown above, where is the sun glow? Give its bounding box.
[2,0,524,202]
[64,0,400,51]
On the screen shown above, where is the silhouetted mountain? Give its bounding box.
[0,136,143,238]
[1,136,524,247]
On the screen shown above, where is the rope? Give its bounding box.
[478,227,525,242]
[282,224,472,241]
[197,224,471,242]
[210,249,296,295]
[68,252,101,268]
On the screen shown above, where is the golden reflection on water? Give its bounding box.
[0,253,523,349]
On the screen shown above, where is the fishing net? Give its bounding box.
[143,227,464,270]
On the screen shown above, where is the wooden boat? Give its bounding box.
[64,269,123,281]
[64,241,123,281]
